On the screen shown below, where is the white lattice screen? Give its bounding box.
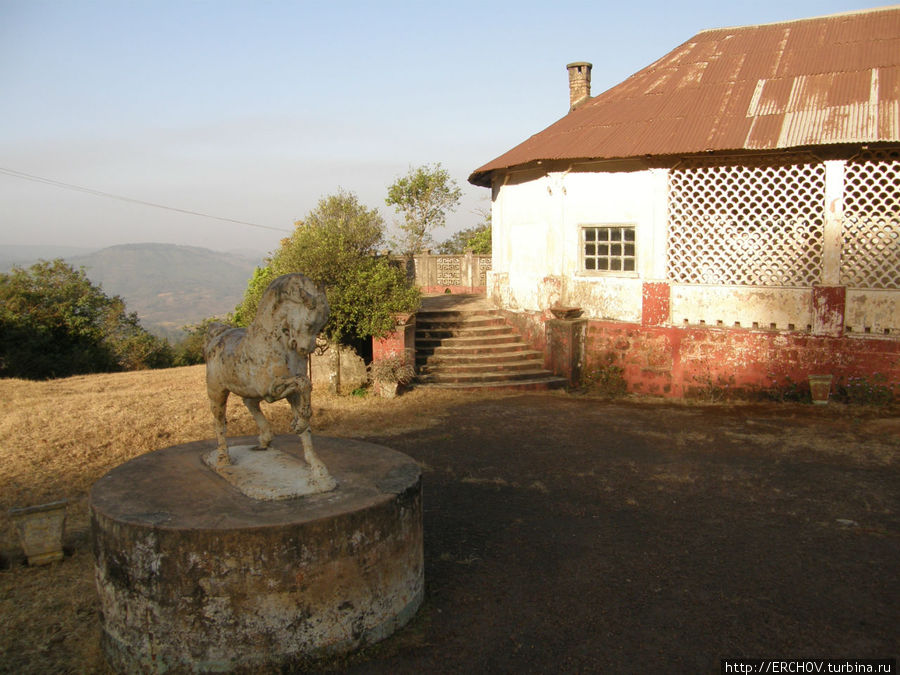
[841,148,900,290]
[667,158,826,286]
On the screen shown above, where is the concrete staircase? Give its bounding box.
[414,298,567,391]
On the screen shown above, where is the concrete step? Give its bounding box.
[416,327,514,342]
[419,340,534,357]
[422,376,568,392]
[414,298,566,391]
[415,314,507,329]
[417,334,525,350]
[418,349,544,366]
[415,309,502,321]
[417,346,531,362]
[421,368,562,385]
[419,358,545,376]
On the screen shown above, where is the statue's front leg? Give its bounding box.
[287,377,313,435]
[208,388,231,467]
[288,383,335,491]
[298,429,336,491]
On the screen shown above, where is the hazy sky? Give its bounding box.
[0,1,885,255]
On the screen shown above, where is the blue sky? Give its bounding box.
[0,0,886,255]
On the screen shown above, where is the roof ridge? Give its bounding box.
[696,4,900,35]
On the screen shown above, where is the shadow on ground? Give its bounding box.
[335,394,899,672]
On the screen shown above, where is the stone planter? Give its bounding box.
[8,499,68,565]
[808,374,833,405]
[374,380,400,399]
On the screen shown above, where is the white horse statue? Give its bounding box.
[204,273,334,490]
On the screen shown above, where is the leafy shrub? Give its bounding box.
[439,223,491,255]
[583,357,628,397]
[0,259,173,379]
[233,191,420,345]
[368,353,416,385]
[835,374,895,406]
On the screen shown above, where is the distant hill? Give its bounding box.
[0,244,97,271]
[66,243,263,340]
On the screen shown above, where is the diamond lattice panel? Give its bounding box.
[842,148,900,290]
[667,158,825,287]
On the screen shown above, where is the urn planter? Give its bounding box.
[8,499,68,565]
[808,374,833,405]
[549,306,583,320]
[374,379,400,399]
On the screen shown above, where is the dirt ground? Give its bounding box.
[2,381,898,672]
[334,394,899,673]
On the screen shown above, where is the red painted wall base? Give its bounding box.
[584,320,900,398]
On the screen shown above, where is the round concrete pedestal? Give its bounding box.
[90,435,423,673]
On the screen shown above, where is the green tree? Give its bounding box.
[0,259,172,379]
[438,224,492,255]
[172,317,223,366]
[233,191,420,344]
[465,225,492,254]
[385,163,462,254]
[231,265,277,327]
[438,206,491,254]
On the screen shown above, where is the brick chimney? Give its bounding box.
[567,61,592,112]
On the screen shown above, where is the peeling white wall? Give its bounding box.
[671,285,813,330]
[491,162,666,319]
[846,289,900,335]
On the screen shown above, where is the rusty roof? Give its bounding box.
[469,6,900,186]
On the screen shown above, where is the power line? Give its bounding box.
[0,166,292,234]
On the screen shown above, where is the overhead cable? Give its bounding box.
[0,166,291,233]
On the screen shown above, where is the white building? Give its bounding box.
[469,8,900,397]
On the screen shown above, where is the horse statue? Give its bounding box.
[204,273,334,490]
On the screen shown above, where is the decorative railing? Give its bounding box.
[392,251,492,292]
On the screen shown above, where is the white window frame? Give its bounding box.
[579,223,638,277]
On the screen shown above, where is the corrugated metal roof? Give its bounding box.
[469,6,900,186]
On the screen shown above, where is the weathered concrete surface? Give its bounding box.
[310,343,367,394]
[90,435,423,674]
[200,444,335,500]
[8,500,67,566]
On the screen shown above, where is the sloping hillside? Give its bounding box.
[68,243,262,339]
[0,245,96,271]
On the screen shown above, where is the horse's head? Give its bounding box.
[258,274,329,354]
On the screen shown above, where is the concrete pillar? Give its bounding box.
[822,160,845,286]
[547,316,587,387]
[372,315,416,363]
[811,286,846,337]
[642,281,670,326]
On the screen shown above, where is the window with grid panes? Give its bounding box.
[582,225,636,273]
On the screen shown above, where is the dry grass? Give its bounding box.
[0,365,481,674]
[0,365,474,521]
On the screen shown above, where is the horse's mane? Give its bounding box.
[252,274,320,328]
